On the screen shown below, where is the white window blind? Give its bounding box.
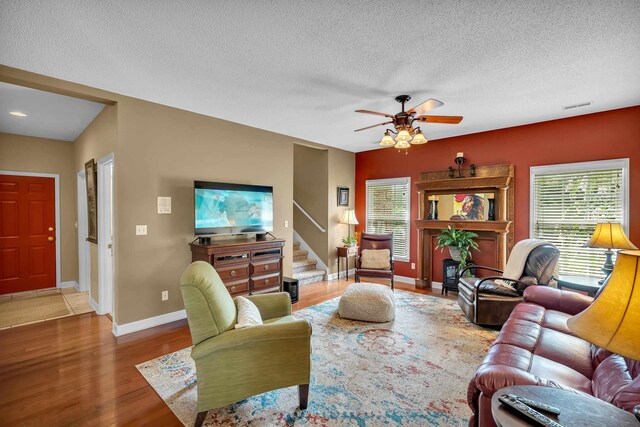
[366,177,410,261]
[531,160,628,278]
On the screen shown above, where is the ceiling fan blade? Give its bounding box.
[355,109,395,118]
[415,115,463,124]
[407,99,444,116]
[354,121,393,132]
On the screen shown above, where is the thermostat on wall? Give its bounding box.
[157,197,171,214]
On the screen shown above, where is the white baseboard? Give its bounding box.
[327,268,356,281]
[432,281,443,290]
[59,280,79,290]
[394,274,415,284]
[112,309,187,337]
[88,297,99,312]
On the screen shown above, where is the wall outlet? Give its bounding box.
[411,262,416,270]
[284,220,289,228]
[161,290,168,301]
[136,225,147,235]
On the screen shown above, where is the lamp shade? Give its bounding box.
[567,250,640,360]
[395,129,411,142]
[340,210,359,225]
[379,131,395,147]
[410,131,428,145]
[586,222,637,250]
[394,140,411,149]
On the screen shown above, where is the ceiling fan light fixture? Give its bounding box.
[395,129,412,142]
[395,140,411,149]
[379,131,395,147]
[410,130,428,145]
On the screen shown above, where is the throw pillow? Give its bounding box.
[235,296,263,329]
[360,249,391,269]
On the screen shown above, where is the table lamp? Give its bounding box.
[567,250,640,421]
[340,210,359,243]
[585,222,637,284]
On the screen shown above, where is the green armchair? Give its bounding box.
[179,261,312,427]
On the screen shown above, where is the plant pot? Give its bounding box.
[345,242,356,248]
[448,246,461,261]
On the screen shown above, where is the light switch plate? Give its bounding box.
[284,220,289,228]
[157,197,171,214]
[136,225,147,235]
[161,290,168,301]
[411,263,416,269]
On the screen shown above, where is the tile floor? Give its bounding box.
[0,287,95,329]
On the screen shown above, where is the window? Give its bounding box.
[530,159,629,278]
[366,177,410,261]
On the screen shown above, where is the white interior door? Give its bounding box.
[98,154,114,317]
[77,170,90,293]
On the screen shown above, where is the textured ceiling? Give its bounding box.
[1,1,638,152]
[0,82,105,141]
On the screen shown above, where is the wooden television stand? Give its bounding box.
[190,238,285,297]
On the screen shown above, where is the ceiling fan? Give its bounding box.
[354,95,463,151]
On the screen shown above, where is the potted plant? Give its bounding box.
[342,232,358,247]
[435,226,479,272]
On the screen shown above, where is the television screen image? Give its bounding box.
[194,181,273,235]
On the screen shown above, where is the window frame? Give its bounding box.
[365,177,411,262]
[529,158,629,277]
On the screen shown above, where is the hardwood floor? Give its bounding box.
[0,278,454,426]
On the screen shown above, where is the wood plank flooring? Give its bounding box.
[0,278,454,426]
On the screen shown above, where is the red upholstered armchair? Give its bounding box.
[355,232,394,290]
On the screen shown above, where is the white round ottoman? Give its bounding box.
[338,282,395,322]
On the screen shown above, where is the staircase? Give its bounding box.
[292,241,326,286]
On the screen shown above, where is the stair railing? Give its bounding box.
[293,200,326,233]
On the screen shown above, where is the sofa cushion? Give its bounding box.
[592,355,640,412]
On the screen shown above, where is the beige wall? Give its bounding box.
[327,148,356,274]
[0,65,355,327]
[114,98,295,323]
[0,133,77,283]
[293,144,329,263]
[74,105,118,302]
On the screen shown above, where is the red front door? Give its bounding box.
[0,175,56,294]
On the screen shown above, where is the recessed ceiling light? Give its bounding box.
[9,111,27,117]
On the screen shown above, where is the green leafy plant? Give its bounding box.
[342,232,358,246]
[435,226,479,272]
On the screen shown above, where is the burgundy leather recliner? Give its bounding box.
[467,283,640,427]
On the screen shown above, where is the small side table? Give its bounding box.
[337,246,358,280]
[557,274,602,297]
[491,385,637,426]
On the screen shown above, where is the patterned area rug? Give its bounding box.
[136,291,497,426]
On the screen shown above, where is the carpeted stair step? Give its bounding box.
[294,269,326,286]
[293,241,301,250]
[293,259,317,274]
[293,249,308,262]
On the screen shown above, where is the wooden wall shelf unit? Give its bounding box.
[190,238,284,297]
[415,164,514,289]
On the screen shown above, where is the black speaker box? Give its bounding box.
[283,277,299,304]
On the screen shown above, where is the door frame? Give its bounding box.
[77,170,90,293]
[97,153,114,316]
[0,171,62,288]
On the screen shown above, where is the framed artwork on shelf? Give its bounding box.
[84,159,98,244]
[337,187,349,206]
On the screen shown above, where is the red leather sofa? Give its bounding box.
[467,285,640,427]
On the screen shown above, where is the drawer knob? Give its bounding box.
[230,286,237,292]
[230,270,237,276]
[264,265,270,270]
[265,279,270,285]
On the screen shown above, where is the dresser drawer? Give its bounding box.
[217,264,250,282]
[251,274,281,292]
[251,260,280,276]
[213,251,250,266]
[251,247,282,260]
[225,279,249,296]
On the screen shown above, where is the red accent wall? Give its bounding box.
[355,106,640,279]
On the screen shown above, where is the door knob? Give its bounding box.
[48,227,54,232]
[48,236,55,242]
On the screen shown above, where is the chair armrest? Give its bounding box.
[192,318,312,360]
[523,286,593,315]
[244,292,291,320]
[459,265,503,277]
[477,276,535,290]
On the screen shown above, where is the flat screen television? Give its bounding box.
[194,181,273,236]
